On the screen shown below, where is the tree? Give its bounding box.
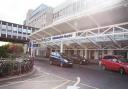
[0,45,9,58]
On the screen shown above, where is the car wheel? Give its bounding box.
[60,62,63,67]
[49,60,53,65]
[86,60,89,64]
[102,65,106,70]
[119,68,125,75]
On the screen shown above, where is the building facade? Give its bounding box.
[29,0,128,60]
[0,20,38,43]
[24,4,53,28]
[53,0,122,21]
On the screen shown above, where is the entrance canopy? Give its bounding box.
[29,1,128,50]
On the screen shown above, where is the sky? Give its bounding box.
[0,0,66,24]
[0,0,65,45]
[0,42,9,46]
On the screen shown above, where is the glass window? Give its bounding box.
[103,56,115,59]
[13,27,17,32]
[28,29,32,34]
[2,25,6,29]
[23,29,27,33]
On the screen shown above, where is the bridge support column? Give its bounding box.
[0,21,2,37]
[84,49,87,59]
[23,44,27,54]
[60,41,63,53]
[30,41,34,57]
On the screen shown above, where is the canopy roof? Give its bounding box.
[30,3,128,40]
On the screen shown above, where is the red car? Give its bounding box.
[100,55,128,75]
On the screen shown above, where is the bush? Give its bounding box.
[0,45,9,58]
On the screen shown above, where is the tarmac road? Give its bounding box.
[0,59,128,89]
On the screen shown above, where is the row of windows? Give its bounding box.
[53,0,120,21]
[0,25,32,34]
[1,29,30,34]
[28,13,46,27]
[1,30,31,35]
[53,0,84,20]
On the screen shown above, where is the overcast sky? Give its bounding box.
[0,0,66,24]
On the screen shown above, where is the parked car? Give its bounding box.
[70,54,89,65]
[49,52,73,67]
[100,55,128,75]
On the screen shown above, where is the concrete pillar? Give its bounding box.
[94,50,99,60]
[26,27,28,40]
[80,50,83,57]
[84,49,87,59]
[60,41,63,53]
[6,23,8,38]
[11,24,13,38]
[16,25,18,39]
[21,26,24,39]
[31,41,33,57]
[107,50,113,55]
[23,44,27,54]
[0,21,2,37]
[36,48,39,56]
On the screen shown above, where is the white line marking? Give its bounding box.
[52,80,70,89]
[80,82,99,89]
[48,74,99,89]
[0,74,49,88]
[39,71,99,89]
[0,66,99,89]
[9,80,66,83]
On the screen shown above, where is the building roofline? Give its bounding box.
[0,20,39,29]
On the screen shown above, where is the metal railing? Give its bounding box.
[0,58,34,78]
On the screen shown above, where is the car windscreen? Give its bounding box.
[61,54,71,60]
[61,54,68,58]
[103,56,115,59]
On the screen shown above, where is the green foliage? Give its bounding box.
[0,44,24,59]
[0,45,9,58]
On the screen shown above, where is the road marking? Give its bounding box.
[47,73,99,89]
[9,80,66,84]
[36,68,99,89]
[0,74,49,88]
[40,70,99,89]
[0,66,99,89]
[52,80,70,89]
[79,82,99,89]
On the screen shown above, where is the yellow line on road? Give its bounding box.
[52,80,70,89]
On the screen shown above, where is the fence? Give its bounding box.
[0,57,34,77]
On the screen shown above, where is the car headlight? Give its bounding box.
[64,59,68,63]
[83,60,86,62]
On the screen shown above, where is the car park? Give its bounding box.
[49,52,73,67]
[100,55,128,75]
[70,54,89,65]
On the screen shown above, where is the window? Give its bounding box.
[2,24,6,29]
[103,56,115,59]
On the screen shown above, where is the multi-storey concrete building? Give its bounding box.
[53,0,86,21]
[0,20,38,43]
[29,0,128,59]
[24,4,53,28]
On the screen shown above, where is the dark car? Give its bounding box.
[49,52,73,67]
[70,54,89,65]
[100,55,128,75]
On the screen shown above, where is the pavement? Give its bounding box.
[0,68,35,82]
[0,58,128,89]
[0,66,97,89]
